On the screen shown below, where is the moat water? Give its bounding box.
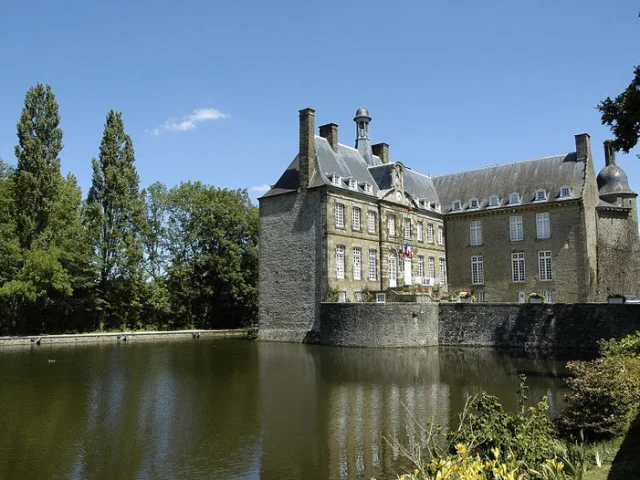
[0,338,571,479]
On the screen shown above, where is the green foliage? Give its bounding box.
[327,285,340,302]
[598,331,640,357]
[558,355,640,440]
[597,65,640,156]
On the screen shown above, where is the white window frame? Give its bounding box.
[336,245,345,280]
[417,255,424,278]
[534,189,547,202]
[388,215,396,236]
[452,200,462,211]
[509,215,523,241]
[471,256,484,285]
[538,250,553,281]
[559,186,571,198]
[469,198,479,209]
[439,257,446,285]
[509,192,520,205]
[417,221,423,242]
[367,210,376,234]
[542,290,554,304]
[476,290,485,302]
[348,178,357,190]
[428,256,435,280]
[331,174,342,187]
[470,221,482,246]
[536,212,550,239]
[434,203,441,213]
[352,206,361,231]
[364,183,373,194]
[335,203,344,228]
[353,247,361,280]
[437,227,444,245]
[427,223,434,243]
[368,249,377,281]
[488,195,499,207]
[511,252,525,283]
[403,218,411,239]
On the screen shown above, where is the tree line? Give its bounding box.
[0,83,258,335]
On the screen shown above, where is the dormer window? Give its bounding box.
[433,203,441,213]
[559,186,572,198]
[422,199,430,210]
[488,195,499,207]
[509,192,520,205]
[469,198,479,209]
[348,178,357,190]
[330,174,342,187]
[534,189,547,201]
[452,200,462,211]
[363,182,373,194]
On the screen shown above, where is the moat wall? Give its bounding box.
[311,303,640,349]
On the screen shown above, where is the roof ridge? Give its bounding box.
[432,152,572,179]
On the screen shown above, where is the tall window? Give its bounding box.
[335,204,344,228]
[352,207,361,231]
[536,213,550,239]
[471,256,484,284]
[368,211,376,233]
[510,216,523,241]
[417,222,423,242]
[427,223,434,243]
[470,221,482,246]
[542,290,554,304]
[428,256,435,280]
[353,247,361,280]
[511,252,525,282]
[404,218,411,239]
[336,246,345,279]
[388,215,396,236]
[368,249,377,281]
[417,255,424,277]
[437,227,444,245]
[538,250,553,280]
[439,257,446,285]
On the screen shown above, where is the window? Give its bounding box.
[538,250,553,281]
[536,212,550,239]
[367,211,376,233]
[404,218,411,239]
[488,195,499,207]
[417,221,423,241]
[511,252,525,282]
[336,246,345,279]
[335,203,344,228]
[469,198,479,209]
[438,227,444,245]
[542,290,554,304]
[353,247,361,280]
[388,215,396,236]
[476,290,485,302]
[560,186,571,198]
[427,223,434,243]
[434,203,441,213]
[368,249,377,281]
[452,200,462,211]
[354,292,363,302]
[331,174,342,187]
[338,291,347,302]
[509,192,520,205]
[428,256,435,280]
[471,256,484,284]
[535,189,547,201]
[364,183,373,194]
[352,207,361,231]
[509,216,523,241]
[417,255,424,277]
[348,178,357,190]
[439,257,446,285]
[470,221,482,246]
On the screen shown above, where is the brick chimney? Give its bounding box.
[319,123,338,152]
[575,133,591,161]
[604,139,616,166]
[372,143,389,164]
[299,108,315,188]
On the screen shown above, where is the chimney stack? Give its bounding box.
[575,133,591,161]
[372,143,389,164]
[299,108,316,188]
[604,139,617,166]
[319,123,339,152]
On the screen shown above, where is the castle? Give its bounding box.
[258,107,640,342]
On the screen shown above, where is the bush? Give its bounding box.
[557,355,640,440]
[598,331,640,357]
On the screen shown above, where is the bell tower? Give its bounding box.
[354,106,373,163]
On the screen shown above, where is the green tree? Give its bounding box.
[142,181,169,280]
[13,83,64,250]
[85,110,145,328]
[598,65,640,156]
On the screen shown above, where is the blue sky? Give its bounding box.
[1,0,639,203]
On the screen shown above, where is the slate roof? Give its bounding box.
[432,153,585,213]
[369,164,440,203]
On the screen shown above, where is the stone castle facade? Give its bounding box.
[258,107,640,342]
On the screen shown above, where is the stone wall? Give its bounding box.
[439,303,640,351]
[318,303,439,347]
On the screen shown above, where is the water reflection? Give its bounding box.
[0,340,569,480]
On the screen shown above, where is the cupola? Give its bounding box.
[596,140,637,202]
[354,106,373,164]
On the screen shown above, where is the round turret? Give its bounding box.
[597,139,636,202]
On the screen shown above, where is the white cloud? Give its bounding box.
[153,107,229,135]
[251,184,271,193]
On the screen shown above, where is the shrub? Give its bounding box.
[598,331,640,357]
